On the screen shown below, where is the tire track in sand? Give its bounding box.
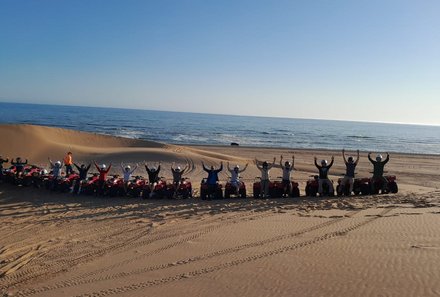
[17,210,364,296]
[72,208,393,297]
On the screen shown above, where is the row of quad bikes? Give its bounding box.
[202,175,398,199]
[1,165,398,199]
[1,165,193,199]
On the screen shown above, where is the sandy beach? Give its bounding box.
[1,124,439,297]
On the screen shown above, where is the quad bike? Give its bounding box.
[369,175,398,194]
[336,176,370,196]
[305,175,334,197]
[166,178,193,199]
[142,178,168,199]
[270,177,300,198]
[104,175,125,197]
[126,176,148,198]
[200,178,223,200]
[224,180,246,198]
[76,174,100,195]
[253,177,300,198]
[56,173,80,192]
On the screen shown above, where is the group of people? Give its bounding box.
[201,149,391,198]
[1,149,391,198]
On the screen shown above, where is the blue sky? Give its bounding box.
[1,0,439,125]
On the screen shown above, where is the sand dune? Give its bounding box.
[1,124,440,297]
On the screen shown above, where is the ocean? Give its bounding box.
[1,102,439,155]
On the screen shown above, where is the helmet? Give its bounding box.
[262,161,268,167]
[125,165,131,171]
[41,169,48,175]
[284,161,291,167]
[55,161,61,167]
[101,164,107,170]
[150,167,157,172]
[321,160,328,166]
[376,154,383,162]
[175,166,181,172]
[347,156,353,163]
[234,165,239,170]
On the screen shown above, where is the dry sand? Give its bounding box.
[1,124,439,297]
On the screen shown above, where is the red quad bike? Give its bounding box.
[103,175,125,197]
[305,175,334,197]
[270,177,300,198]
[336,177,371,196]
[55,173,80,193]
[200,178,223,200]
[166,178,193,199]
[224,180,246,199]
[126,176,147,198]
[6,165,33,186]
[77,174,100,195]
[21,165,42,186]
[142,178,168,199]
[369,175,398,194]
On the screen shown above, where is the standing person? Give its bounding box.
[94,161,112,196]
[314,156,335,196]
[227,162,248,195]
[202,161,223,199]
[121,163,138,193]
[64,152,74,175]
[74,162,91,194]
[280,155,295,197]
[0,156,9,180]
[256,157,276,198]
[48,158,63,190]
[368,152,390,193]
[341,149,360,195]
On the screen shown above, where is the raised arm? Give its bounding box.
[267,157,276,169]
[279,155,284,167]
[368,153,374,163]
[217,162,223,172]
[74,163,81,171]
[239,163,249,173]
[255,159,262,170]
[342,149,347,164]
[86,163,91,171]
[105,163,112,173]
[355,150,360,164]
[227,162,233,172]
[328,156,334,168]
[202,162,209,172]
[129,164,138,174]
[383,153,390,164]
[94,161,100,171]
[314,157,320,169]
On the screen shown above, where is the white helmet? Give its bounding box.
[125,165,131,171]
[150,167,157,172]
[234,165,239,170]
[101,164,107,170]
[41,169,48,175]
[55,161,61,167]
[376,154,383,162]
[321,160,328,166]
[176,166,181,172]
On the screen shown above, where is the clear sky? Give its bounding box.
[1,0,439,125]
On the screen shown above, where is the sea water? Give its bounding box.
[1,102,439,155]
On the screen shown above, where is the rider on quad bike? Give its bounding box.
[227,162,248,195]
[94,161,112,196]
[11,157,28,178]
[314,156,335,196]
[121,162,138,193]
[48,158,63,190]
[368,152,390,193]
[63,152,74,175]
[280,155,295,197]
[145,162,161,198]
[171,162,189,195]
[74,163,91,194]
[0,156,9,180]
[202,161,223,199]
[341,149,360,195]
[256,157,276,198]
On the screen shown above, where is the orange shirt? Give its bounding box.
[64,154,73,165]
